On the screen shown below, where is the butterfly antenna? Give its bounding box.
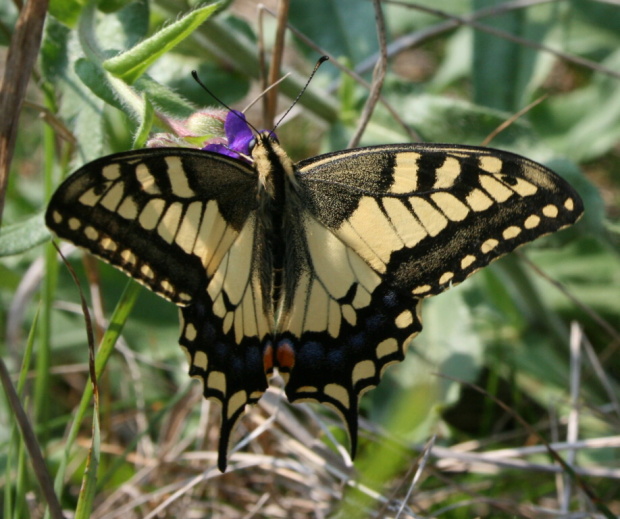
[191,70,261,134]
[272,55,329,131]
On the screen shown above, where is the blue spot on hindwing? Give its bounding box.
[349,331,366,349]
[383,290,398,307]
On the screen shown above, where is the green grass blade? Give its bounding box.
[52,280,141,502]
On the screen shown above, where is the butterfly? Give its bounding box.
[46,109,583,471]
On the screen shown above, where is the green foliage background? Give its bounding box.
[1,0,619,517]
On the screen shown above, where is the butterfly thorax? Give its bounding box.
[251,132,297,195]
[251,133,300,314]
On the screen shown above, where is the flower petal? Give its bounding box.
[225,110,254,155]
[203,143,240,159]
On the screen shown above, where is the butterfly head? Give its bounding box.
[251,130,297,192]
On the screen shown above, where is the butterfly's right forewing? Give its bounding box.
[46,148,258,304]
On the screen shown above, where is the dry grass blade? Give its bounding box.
[480,95,549,146]
[394,435,436,519]
[436,372,616,518]
[0,360,66,519]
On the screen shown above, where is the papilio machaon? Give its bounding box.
[46,109,583,471]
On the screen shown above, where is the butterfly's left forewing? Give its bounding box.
[296,144,583,297]
[46,149,259,304]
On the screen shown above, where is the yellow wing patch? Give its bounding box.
[281,216,381,339]
[206,216,270,344]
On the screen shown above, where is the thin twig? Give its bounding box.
[264,0,290,128]
[259,5,420,141]
[0,0,49,226]
[347,0,388,148]
[363,0,620,81]
[0,358,66,519]
[481,94,548,146]
[562,323,583,512]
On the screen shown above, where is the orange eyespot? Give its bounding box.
[263,342,274,374]
[275,339,296,372]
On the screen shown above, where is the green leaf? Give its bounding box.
[74,406,100,519]
[429,27,472,91]
[531,49,620,162]
[147,56,250,108]
[97,0,134,15]
[133,75,197,119]
[75,58,125,110]
[132,95,154,149]
[530,237,620,318]
[565,0,620,54]
[472,0,551,111]
[49,0,84,28]
[103,2,222,83]
[289,0,378,68]
[74,57,151,132]
[41,18,107,162]
[95,0,150,50]
[0,214,50,257]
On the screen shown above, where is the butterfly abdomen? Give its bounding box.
[252,133,305,313]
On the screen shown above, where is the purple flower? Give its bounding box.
[203,110,253,161]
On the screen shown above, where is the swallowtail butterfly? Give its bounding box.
[46,109,583,471]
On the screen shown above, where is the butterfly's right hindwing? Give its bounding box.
[46,148,258,305]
